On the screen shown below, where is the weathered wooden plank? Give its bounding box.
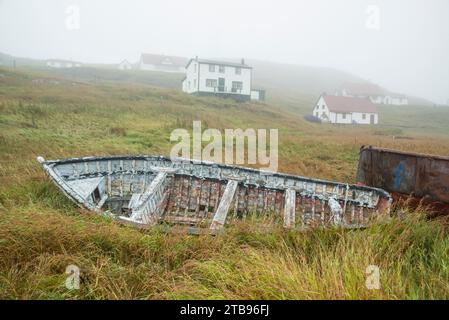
[129,171,168,224]
[95,194,108,211]
[127,193,142,210]
[210,180,239,231]
[328,197,343,224]
[163,215,203,225]
[283,188,296,228]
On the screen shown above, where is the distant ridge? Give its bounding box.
[0,51,434,106]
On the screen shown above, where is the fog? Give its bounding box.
[1,0,448,104]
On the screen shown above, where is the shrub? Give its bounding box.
[304,114,322,123]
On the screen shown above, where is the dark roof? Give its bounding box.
[323,95,377,113]
[140,54,188,67]
[186,58,252,69]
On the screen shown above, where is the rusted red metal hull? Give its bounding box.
[357,146,449,211]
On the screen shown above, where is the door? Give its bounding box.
[370,114,375,124]
[218,78,225,92]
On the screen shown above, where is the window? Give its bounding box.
[219,65,225,73]
[206,79,217,88]
[209,64,215,72]
[235,67,241,75]
[362,114,366,120]
[232,81,243,92]
[342,113,346,119]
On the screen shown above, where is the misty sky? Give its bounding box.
[0,0,448,103]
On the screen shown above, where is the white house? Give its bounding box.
[336,83,408,106]
[182,57,254,101]
[46,59,82,69]
[118,59,132,70]
[313,94,378,125]
[139,53,187,73]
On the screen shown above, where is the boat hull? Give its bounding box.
[39,155,392,230]
[357,146,449,213]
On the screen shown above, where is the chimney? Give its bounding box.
[195,55,198,61]
[241,58,245,65]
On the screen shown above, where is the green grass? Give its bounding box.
[1,66,449,299]
[377,105,449,136]
[1,203,448,299]
[30,66,185,89]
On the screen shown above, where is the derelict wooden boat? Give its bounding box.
[38,155,392,232]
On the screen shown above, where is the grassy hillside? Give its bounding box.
[250,60,363,94]
[1,67,449,299]
[4,51,432,108]
[377,105,449,136]
[28,66,185,89]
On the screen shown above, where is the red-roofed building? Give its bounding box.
[139,53,188,73]
[313,94,379,124]
[336,82,408,106]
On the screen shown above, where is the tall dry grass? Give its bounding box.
[1,201,448,299]
[1,67,449,299]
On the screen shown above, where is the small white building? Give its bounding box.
[46,59,82,69]
[139,53,187,73]
[336,83,408,106]
[251,89,266,101]
[118,59,132,70]
[182,57,253,101]
[383,95,408,105]
[313,94,379,125]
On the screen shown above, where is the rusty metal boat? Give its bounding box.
[357,146,449,212]
[38,155,391,232]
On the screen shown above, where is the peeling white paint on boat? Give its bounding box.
[38,155,392,232]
